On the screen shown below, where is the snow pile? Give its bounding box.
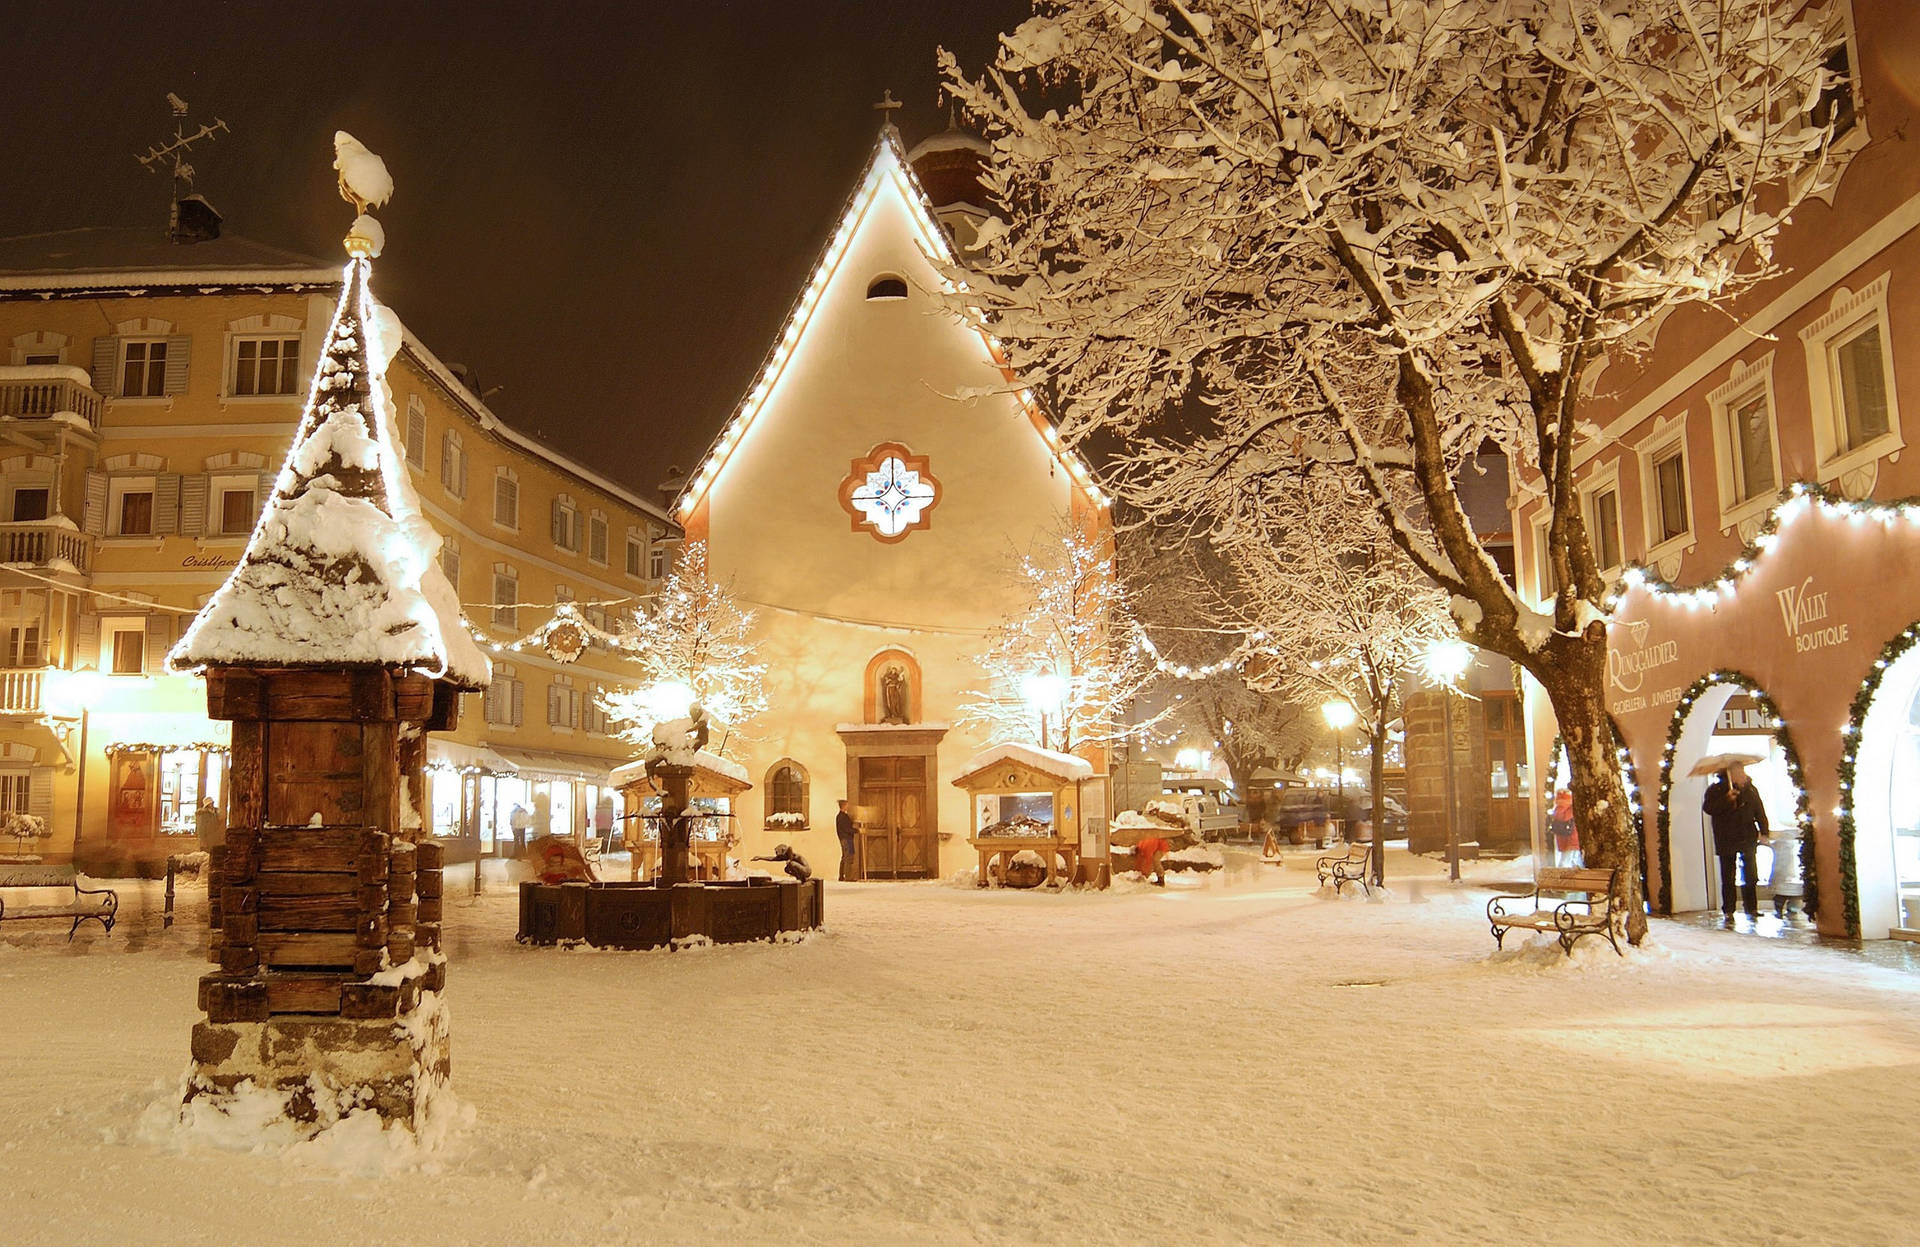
[1163,843,1226,870]
[956,741,1093,782]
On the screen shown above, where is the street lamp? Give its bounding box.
[645,679,696,724]
[1420,640,1474,883]
[1321,699,1355,842]
[46,666,106,865]
[1021,671,1068,751]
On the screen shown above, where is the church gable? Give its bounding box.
[677,128,1104,543]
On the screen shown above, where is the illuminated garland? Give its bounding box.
[105,741,229,757]
[1653,672,1819,924]
[1832,620,1920,939]
[1611,481,1920,612]
[1134,629,1261,681]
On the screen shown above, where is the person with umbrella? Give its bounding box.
[1701,758,1768,922]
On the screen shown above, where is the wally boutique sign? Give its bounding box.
[1775,575,1850,653]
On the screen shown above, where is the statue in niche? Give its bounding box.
[880,665,910,724]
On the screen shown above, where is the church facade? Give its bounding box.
[675,128,1111,880]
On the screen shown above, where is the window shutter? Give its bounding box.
[76,614,99,669]
[258,471,277,511]
[163,335,191,394]
[483,682,500,724]
[179,474,208,537]
[27,767,52,827]
[91,337,118,396]
[82,471,108,537]
[144,614,172,673]
[406,408,427,467]
[511,679,524,727]
[154,473,181,535]
[550,498,564,545]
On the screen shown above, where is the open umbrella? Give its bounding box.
[1687,751,1766,778]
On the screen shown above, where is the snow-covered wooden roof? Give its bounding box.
[169,254,488,689]
[673,127,1106,521]
[952,742,1094,787]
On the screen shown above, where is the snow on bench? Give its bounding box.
[0,864,118,940]
[1486,867,1623,957]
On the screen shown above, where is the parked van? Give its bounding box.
[1160,777,1243,841]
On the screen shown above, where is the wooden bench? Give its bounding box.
[1487,866,1623,956]
[0,864,118,940]
[1316,843,1372,896]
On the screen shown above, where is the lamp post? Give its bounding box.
[1421,640,1474,883]
[1321,699,1355,843]
[1021,672,1068,751]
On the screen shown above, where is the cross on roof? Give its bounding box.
[873,89,903,117]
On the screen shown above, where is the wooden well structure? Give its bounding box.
[170,188,489,1133]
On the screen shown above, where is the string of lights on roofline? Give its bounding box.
[672,133,1109,522]
[1607,480,1920,612]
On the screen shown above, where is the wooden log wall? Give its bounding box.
[197,667,452,1025]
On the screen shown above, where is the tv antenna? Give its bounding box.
[136,92,230,202]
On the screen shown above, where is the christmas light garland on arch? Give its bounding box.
[1609,481,1920,612]
[1832,619,1920,940]
[1653,672,1820,926]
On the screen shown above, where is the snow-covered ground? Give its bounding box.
[5,851,1919,1246]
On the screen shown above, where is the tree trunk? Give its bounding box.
[1525,629,1647,944]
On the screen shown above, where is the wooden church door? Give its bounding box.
[857,756,933,880]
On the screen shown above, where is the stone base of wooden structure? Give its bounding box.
[518,877,824,949]
[186,992,450,1130]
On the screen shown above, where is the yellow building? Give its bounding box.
[0,225,676,873]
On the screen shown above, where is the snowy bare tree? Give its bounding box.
[597,542,766,756]
[945,0,1842,940]
[1122,525,1315,798]
[1213,471,1453,885]
[961,520,1161,751]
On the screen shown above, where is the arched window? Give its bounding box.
[765,759,809,829]
[866,275,908,301]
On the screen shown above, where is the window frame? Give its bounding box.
[1578,458,1626,576]
[491,568,518,632]
[1705,353,1784,531]
[108,476,158,538]
[206,472,260,537]
[1636,413,1696,565]
[102,617,148,676]
[119,338,170,399]
[440,429,468,499]
[493,468,520,531]
[763,759,810,829]
[1800,273,1902,484]
[227,334,302,399]
[587,512,608,566]
[625,533,645,580]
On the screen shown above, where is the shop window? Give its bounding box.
[765,760,809,827]
[230,336,301,396]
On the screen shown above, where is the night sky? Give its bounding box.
[3,0,1031,498]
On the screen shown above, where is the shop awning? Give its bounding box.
[426,739,519,776]
[491,747,620,784]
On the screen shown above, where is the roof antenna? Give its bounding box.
[873,89,904,135]
[136,93,231,241]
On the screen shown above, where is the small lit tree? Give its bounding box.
[598,542,766,755]
[962,521,1161,752]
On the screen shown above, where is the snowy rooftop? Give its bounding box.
[953,742,1095,784]
[170,253,488,689]
[0,227,335,290]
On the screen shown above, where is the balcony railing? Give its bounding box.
[0,366,102,430]
[0,668,44,715]
[0,521,92,573]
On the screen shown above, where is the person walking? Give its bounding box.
[1703,763,1768,922]
[1547,789,1577,867]
[835,799,859,882]
[508,803,531,859]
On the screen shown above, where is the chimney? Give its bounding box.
[170,194,223,244]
